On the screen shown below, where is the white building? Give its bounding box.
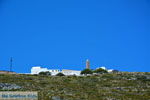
[96,66,114,73]
[96,66,107,70]
[31,66,60,75]
[49,69,60,75]
[107,69,114,73]
[31,66,81,76]
[62,69,81,76]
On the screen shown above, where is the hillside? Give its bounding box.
[0,72,150,100]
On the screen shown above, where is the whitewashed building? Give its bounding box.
[31,66,81,76]
[31,66,48,74]
[96,66,114,73]
[62,69,81,76]
[49,69,60,75]
[31,66,60,75]
[107,69,114,73]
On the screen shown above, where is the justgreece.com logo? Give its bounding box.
[0,91,38,100]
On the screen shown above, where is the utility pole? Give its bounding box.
[10,57,13,72]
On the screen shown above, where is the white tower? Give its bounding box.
[86,59,90,69]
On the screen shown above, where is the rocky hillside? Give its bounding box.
[0,72,150,100]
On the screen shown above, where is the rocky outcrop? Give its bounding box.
[0,83,22,90]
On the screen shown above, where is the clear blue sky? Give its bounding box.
[0,0,149,73]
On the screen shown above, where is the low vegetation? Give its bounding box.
[93,68,108,74]
[39,71,51,76]
[56,73,65,76]
[81,69,93,75]
[0,72,150,100]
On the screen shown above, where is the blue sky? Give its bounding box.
[0,0,149,73]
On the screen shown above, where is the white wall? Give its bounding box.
[62,70,81,76]
[31,66,48,74]
[31,66,60,75]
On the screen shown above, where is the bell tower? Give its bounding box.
[86,59,90,69]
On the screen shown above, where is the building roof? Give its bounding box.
[62,69,81,72]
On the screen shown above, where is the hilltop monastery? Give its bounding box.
[31,60,114,76]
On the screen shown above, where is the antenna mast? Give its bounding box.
[10,57,13,72]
